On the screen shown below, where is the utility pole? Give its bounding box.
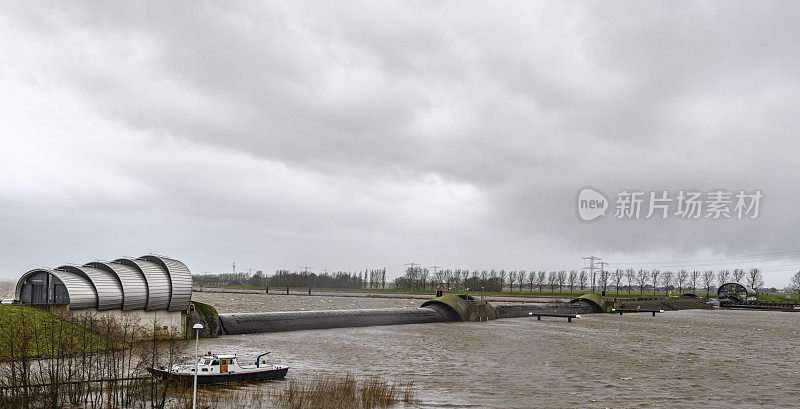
[583,256,601,293]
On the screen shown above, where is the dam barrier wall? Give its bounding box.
[211,293,710,336]
[218,293,490,335]
[494,301,598,319]
[617,297,709,311]
[219,306,454,335]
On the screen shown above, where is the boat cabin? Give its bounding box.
[195,354,244,374]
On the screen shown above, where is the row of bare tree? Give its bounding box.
[194,269,388,290]
[392,266,767,295]
[0,308,188,409]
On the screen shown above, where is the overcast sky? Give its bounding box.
[1,1,799,286]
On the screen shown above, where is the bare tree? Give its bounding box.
[636,269,648,295]
[650,270,661,295]
[690,270,700,294]
[613,269,624,293]
[677,270,688,294]
[717,269,730,287]
[557,270,566,293]
[732,268,745,283]
[662,271,674,294]
[433,268,446,288]
[499,270,507,292]
[747,268,764,290]
[790,270,800,299]
[598,269,610,293]
[517,270,526,292]
[526,271,535,291]
[625,269,635,294]
[579,270,587,292]
[702,270,715,296]
[568,270,577,293]
[536,271,546,291]
[508,271,517,292]
[547,271,557,291]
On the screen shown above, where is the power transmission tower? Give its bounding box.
[404,262,421,271]
[232,262,236,275]
[583,256,601,293]
[300,266,312,274]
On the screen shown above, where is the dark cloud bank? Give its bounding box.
[1,1,799,285]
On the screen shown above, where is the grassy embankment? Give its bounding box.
[756,293,800,302]
[0,305,115,360]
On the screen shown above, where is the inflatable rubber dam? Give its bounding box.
[211,293,608,336]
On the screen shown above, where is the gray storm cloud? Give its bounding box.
[1,1,799,285]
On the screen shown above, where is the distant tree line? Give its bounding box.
[193,268,387,290]
[391,266,774,295]
[193,266,795,296]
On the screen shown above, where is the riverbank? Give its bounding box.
[0,305,114,360]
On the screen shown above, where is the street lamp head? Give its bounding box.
[192,323,204,329]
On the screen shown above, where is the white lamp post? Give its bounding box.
[192,323,203,409]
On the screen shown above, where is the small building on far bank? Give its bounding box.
[14,254,192,335]
[717,282,757,302]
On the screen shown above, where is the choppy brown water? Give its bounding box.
[187,292,800,408]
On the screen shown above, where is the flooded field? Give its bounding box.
[189,292,800,408]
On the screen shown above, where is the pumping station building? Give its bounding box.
[14,254,192,333]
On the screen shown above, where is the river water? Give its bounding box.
[189,292,800,408]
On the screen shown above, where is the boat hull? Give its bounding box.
[148,366,288,386]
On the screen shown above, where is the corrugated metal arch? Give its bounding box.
[114,258,171,311]
[138,255,191,312]
[15,269,98,310]
[85,262,149,311]
[57,265,123,311]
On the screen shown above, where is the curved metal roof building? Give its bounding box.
[717,282,757,301]
[15,255,192,312]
